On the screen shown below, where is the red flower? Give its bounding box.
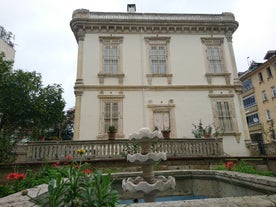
[17,173,26,180]
[51,163,57,167]
[83,169,91,175]
[6,172,26,180]
[55,161,61,165]
[63,161,68,165]
[66,155,73,161]
[6,173,17,180]
[225,161,234,170]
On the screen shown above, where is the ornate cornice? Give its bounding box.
[70,10,238,42]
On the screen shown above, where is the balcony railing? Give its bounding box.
[15,138,224,162]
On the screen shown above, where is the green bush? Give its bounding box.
[214,160,274,177]
[1,152,119,206]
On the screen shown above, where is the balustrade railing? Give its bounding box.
[15,138,223,162]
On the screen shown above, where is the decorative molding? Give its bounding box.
[201,37,224,45]
[144,36,170,44]
[82,84,240,91]
[97,94,125,99]
[208,93,234,98]
[99,36,123,44]
[70,11,238,41]
[74,79,84,96]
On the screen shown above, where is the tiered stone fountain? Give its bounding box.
[122,128,176,202]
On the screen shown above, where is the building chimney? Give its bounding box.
[127,4,136,13]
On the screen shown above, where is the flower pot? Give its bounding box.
[162,131,170,139]
[204,134,211,138]
[108,132,116,140]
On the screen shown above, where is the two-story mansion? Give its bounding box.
[70,5,250,156]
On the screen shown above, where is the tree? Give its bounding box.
[62,107,74,140]
[0,52,66,140]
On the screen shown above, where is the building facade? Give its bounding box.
[70,6,250,156]
[0,26,15,61]
[239,51,276,151]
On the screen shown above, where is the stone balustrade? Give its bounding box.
[15,138,223,162]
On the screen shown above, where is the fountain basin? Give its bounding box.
[114,170,276,203]
[129,128,163,140]
[122,175,176,194]
[127,152,167,163]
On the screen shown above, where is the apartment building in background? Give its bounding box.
[0,25,15,61]
[70,5,251,156]
[239,50,276,153]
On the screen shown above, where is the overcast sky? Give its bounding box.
[1,0,276,109]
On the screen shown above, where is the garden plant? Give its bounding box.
[0,149,119,207]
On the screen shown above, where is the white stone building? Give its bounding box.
[70,5,250,156]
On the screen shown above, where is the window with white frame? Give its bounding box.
[145,37,170,75]
[246,113,259,126]
[104,45,118,73]
[262,90,268,101]
[243,95,256,109]
[99,37,123,74]
[151,45,167,74]
[266,109,271,120]
[216,101,233,132]
[206,46,223,73]
[211,98,238,133]
[201,38,225,73]
[103,101,119,132]
[98,95,124,137]
[147,100,176,137]
[272,86,276,97]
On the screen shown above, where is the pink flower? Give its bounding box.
[225,161,234,170]
[66,155,73,161]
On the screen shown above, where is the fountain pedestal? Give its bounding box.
[122,128,176,202]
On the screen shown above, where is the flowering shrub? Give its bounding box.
[225,161,234,170]
[77,148,86,155]
[6,172,26,180]
[1,148,118,206]
[1,148,119,207]
[214,160,274,177]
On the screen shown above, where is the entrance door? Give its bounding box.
[153,112,170,131]
[251,133,265,155]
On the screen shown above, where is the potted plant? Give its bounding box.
[192,120,204,138]
[107,125,117,140]
[192,120,213,138]
[203,125,212,138]
[161,128,171,139]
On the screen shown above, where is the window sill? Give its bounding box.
[97,133,125,139]
[146,73,173,78]
[98,73,125,84]
[146,73,173,85]
[205,72,231,77]
[267,75,273,80]
[205,72,231,85]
